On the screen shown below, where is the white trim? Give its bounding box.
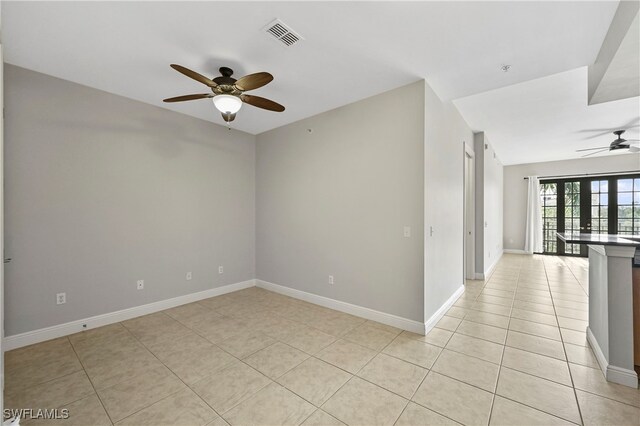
[475,250,505,280]
[503,249,528,255]
[603,245,637,258]
[587,326,638,388]
[463,140,475,157]
[3,279,255,351]
[607,365,638,388]
[255,279,424,334]
[424,285,464,334]
[588,244,636,258]
[587,326,608,376]
[484,249,503,279]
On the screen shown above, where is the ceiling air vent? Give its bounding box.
[264,19,303,47]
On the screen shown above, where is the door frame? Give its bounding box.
[463,142,475,280]
[1,40,5,411]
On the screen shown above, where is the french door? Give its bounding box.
[540,174,640,256]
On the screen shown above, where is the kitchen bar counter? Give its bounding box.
[557,232,639,247]
[557,232,639,388]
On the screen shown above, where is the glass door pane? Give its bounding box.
[540,182,557,254]
[563,181,581,254]
[617,177,640,235]
[590,180,608,234]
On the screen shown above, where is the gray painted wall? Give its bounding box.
[423,83,474,319]
[4,65,256,335]
[503,154,640,251]
[474,133,504,275]
[256,81,425,322]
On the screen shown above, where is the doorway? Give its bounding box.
[463,146,475,279]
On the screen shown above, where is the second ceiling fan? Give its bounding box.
[163,64,285,123]
[576,130,640,157]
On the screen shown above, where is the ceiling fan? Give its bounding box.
[576,130,640,157]
[163,64,285,123]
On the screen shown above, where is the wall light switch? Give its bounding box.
[137,280,144,290]
[186,272,192,280]
[403,226,411,238]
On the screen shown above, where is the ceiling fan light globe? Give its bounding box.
[213,95,242,114]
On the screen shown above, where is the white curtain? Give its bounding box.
[524,176,543,254]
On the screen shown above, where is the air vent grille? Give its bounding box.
[264,19,303,47]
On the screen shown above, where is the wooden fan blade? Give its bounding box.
[163,93,213,103]
[582,148,609,158]
[241,94,285,112]
[170,64,217,87]
[235,72,273,91]
[576,146,610,152]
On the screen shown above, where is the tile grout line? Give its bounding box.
[487,257,522,426]
[66,335,116,426]
[113,320,227,424]
[9,258,637,425]
[490,258,586,425]
[543,256,585,426]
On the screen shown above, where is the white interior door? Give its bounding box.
[464,149,475,280]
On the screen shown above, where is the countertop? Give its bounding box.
[556,232,640,247]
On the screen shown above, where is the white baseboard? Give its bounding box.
[473,250,505,280]
[424,285,464,334]
[587,326,609,377]
[255,279,424,334]
[607,365,638,388]
[586,326,638,388]
[484,250,504,279]
[504,249,528,255]
[3,279,256,351]
[6,278,466,350]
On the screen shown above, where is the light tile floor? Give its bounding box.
[4,254,640,425]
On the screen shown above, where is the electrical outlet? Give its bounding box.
[137,280,144,290]
[56,293,66,305]
[218,266,224,274]
[186,272,192,280]
[403,226,411,238]
[328,275,334,285]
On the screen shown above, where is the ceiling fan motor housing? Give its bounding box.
[213,67,237,89]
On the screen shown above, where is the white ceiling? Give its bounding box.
[454,67,640,165]
[590,12,640,105]
[3,1,619,137]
